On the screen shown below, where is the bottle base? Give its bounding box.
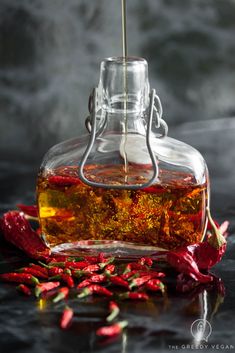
[51,240,167,259]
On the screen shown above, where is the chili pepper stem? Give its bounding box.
[206,207,226,249]
[106,307,120,322]
[53,292,65,303]
[77,288,90,299]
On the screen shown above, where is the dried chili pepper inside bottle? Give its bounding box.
[37,57,209,257]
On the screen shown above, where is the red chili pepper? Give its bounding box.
[129,275,152,289]
[18,267,48,279]
[0,272,39,286]
[60,306,74,329]
[61,274,74,288]
[77,284,113,298]
[104,264,116,276]
[166,250,213,283]
[53,287,69,303]
[145,279,165,293]
[109,276,129,289]
[77,279,91,289]
[49,267,63,277]
[99,257,115,269]
[65,261,90,270]
[89,274,107,284]
[29,264,48,276]
[96,320,128,337]
[35,281,60,297]
[106,301,120,322]
[138,257,153,267]
[17,204,38,218]
[17,284,32,296]
[1,211,50,260]
[82,264,100,273]
[124,262,148,273]
[48,175,81,187]
[119,292,149,301]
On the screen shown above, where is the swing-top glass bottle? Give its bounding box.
[37,57,209,256]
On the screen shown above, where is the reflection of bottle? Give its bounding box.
[197,321,204,335]
[37,57,209,256]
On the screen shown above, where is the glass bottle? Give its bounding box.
[37,57,209,256]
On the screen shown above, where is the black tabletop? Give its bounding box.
[0,120,235,353]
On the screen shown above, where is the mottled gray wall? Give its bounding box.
[1,0,235,163]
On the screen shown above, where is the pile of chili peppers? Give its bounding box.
[0,204,229,339]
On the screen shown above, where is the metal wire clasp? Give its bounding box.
[79,88,168,190]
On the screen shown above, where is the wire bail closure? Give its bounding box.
[79,88,168,190]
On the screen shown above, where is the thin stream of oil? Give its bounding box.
[121,0,129,183]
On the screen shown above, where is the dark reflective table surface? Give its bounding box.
[0,120,235,353]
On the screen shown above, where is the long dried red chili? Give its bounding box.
[1,211,50,260]
[0,272,39,286]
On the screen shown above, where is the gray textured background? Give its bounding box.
[0,0,235,163]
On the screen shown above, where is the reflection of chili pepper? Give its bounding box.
[53,287,69,303]
[17,204,38,217]
[60,306,74,329]
[78,284,113,298]
[18,267,48,279]
[109,276,129,289]
[129,275,152,289]
[35,281,60,297]
[0,272,39,286]
[119,292,149,301]
[96,320,128,337]
[106,301,120,322]
[17,284,32,296]
[1,211,50,260]
[48,175,81,187]
[145,279,165,293]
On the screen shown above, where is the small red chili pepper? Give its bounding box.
[53,287,69,303]
[138,257,153,267]
[29,263,48,276]
[104,264,116,276]
[78,284,113,298]
[61,274,74,288]
[49,267,63,277]
[65,261,90,270]
[18,267,48,279]
[129,275,152,289]
[119,292,149,301]
[99,257,115,269]
[89,274,106,284]
[106,301,120,322]
[1,211,50,260]
[17,204,38,218]
[109,276,129,289]
[49,175,82,187]
[96,320,128,337]
[77,279,91,289]
[145,279,165,293]
[17,284,32,296]
[82,264,100,273]
[124,262,148,273]
[0,272,39,286]
[35,281,60,297]
[60,306,74,329]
